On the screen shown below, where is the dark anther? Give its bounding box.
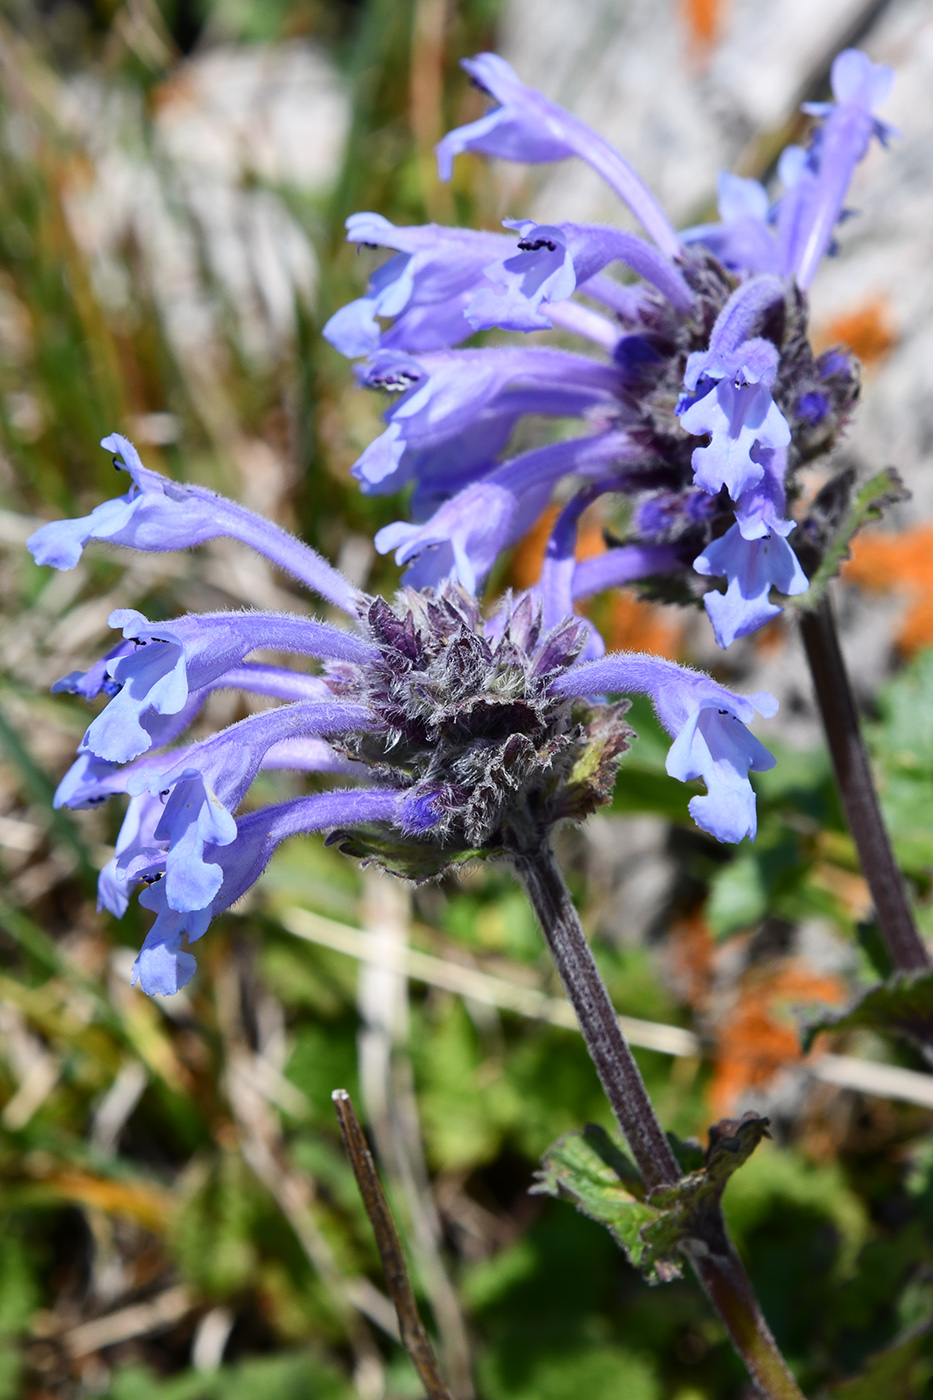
[372,371,419,392]
[141,872,163,885]
[518,238,557,252]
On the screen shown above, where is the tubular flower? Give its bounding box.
[331,49,893,647]
[32,439,776,995]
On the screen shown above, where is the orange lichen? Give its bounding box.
[681,0,723,50]
[814,299,896,366]
[602,592,683,658]
[509,504,559,591]
[709,960,846,1116]
[844,525,933,656]
[666,910,716,1011]
[508,503,607,591]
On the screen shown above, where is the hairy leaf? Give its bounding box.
[534,1114,770,1285]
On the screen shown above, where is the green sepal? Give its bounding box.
[557,701,634,823]
[641,1113,772,1269]
[323,824,488,882]
[533,1113,770,1286]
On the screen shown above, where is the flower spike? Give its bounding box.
[324,47,887,659]
[374,432,636,591]
[352,345,619,493]
[323,214,515,356]
[468,221,696,334]
[130,790,409,996]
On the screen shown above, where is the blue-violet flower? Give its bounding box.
[329,47,893,648]
[32,437,777,995]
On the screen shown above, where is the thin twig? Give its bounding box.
[214,962,387,1399]
[799,593,930,973]
[333,1089,454,1400]
[357,870,474,1396]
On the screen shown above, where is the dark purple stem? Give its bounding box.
[799,593,930,973]
[515,844,805,1400]
[515,845,678,1188]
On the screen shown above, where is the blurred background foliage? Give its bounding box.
[0,1,933,1398]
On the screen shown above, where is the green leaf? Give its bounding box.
[532,1125,667,1280]
[826,1323,931,1399]
[855,920,895,979]
[792,467,910,611]
[706,828,804,940]
[801,968,933,1054]
[872,648,933,774]
[706,849,769,938]
[611,762,701,821]
[534,1114,771,1285]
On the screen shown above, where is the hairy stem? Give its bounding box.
[515,844,805,1400]
[799,593,930,972]
[690,1248,806,1400]
[515,845,678,1189]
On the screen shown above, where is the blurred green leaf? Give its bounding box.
[801,968,933,1054]
[793,467,911,610]
[827,1323,930,1400]
[477,1340,661,1400]
[102,1350,355,1400]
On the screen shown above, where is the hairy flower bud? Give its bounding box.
[323,585,634,875]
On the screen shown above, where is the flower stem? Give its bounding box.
[799,593,930,973]
[515,845,678,1190]
[515,844,805,1400]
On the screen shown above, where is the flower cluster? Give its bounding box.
[327,49,892,648]
[29,436,776,996]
